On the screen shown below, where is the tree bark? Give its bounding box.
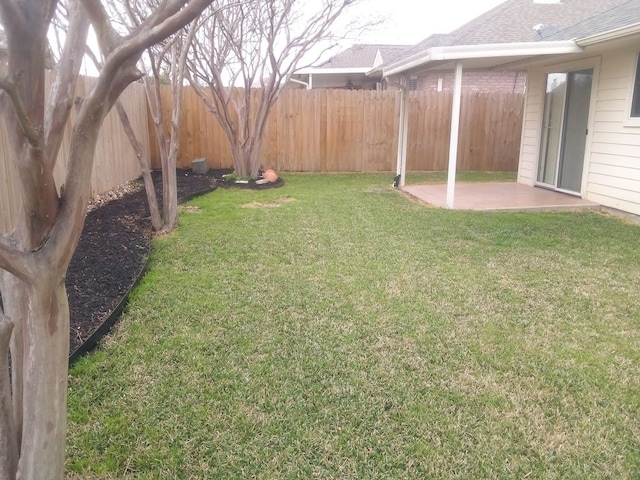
[15,279,69,480]
[0,2,217,478]
[186,0,357,179]
[0,306,17,480]
[115,101,163,231]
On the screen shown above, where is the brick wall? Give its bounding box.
[389,70,526,94]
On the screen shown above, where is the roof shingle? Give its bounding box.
[320,44,411,68]
[397,0,631,61]
[542,0,640,40]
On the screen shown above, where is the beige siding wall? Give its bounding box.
[517,71,545,185]
[585,47,640,215]
[518,48,640,216]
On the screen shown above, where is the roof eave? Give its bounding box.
[366,65,383,77]
[576,22,640,46]
[294,67,372,75]
[383,41,582,77]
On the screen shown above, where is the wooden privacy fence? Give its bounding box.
[151,87,524,173]
[1,85,523,232]
[0,76,149,233]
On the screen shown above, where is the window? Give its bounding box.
[631,53,640,117]
[408,77,418,91]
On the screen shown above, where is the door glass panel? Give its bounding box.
[558,70,592,192]
[537,73,567,185]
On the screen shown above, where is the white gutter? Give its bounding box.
[288,78,310,89]
[576,22,640,46]
[384,40,582,76]
[366,65,383,77]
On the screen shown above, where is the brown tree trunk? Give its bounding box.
[141,168,163,231]
[1,271,26,453]
[15,279,69,480]
[0,305,17,479]
[143,75,175,232]
[115,101,163,231]
[0,1,216,476]
[161,154,178,232]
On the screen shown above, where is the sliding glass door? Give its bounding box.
[537,69,593,193]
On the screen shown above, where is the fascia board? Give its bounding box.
[294,67,371,75]
[384,41,582,77]
[576,22,640,46]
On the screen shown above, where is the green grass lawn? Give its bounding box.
[67,173,640,479]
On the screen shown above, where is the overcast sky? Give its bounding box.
[348,0,507,46]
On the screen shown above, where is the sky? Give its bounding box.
[346,0,507,46]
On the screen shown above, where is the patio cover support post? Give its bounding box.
[396,75,409,187]
[446,62,463,209]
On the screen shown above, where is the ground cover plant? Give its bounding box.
[67,173,640,478]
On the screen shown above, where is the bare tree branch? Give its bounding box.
[44,0,91,166]
[187,0,361,177]
[0,76,43,149]
[50,0,215,264]
[0,1,216,477]
[0,235,31,281]
[79,0,124,56]
[84,42,165,231]
[0,1,29,34]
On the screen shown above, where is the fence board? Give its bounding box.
[1,76,148,233]
[2,83,524,232]
[154,87,526,176]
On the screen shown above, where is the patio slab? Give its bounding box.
[402,182,601,212]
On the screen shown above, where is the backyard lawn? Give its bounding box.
[67,173,640,479]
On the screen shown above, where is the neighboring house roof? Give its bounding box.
[318,44,411,69]
[542,0,640,41]
[394,0,631,64]
[292,44,411,88]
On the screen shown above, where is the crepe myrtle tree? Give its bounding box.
[0,1,214,478]
[79,0,200,233]
[105,0,205,232]
[187,0,360,178]
[140,30,195,232]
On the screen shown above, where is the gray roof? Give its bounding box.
[543,0,640,40]
[320,44,411,68]
[398,0,631,61]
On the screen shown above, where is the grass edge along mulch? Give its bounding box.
[67,173,640,479]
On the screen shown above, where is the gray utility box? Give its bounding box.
[191,158,209,175]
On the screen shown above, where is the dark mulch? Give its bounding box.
[1,167,282,357]
[67,168,226,354]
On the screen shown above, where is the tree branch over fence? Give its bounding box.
[0,77,43,149]
[0,236,31,281]
[187,0,368,177]
[44,0,90,167]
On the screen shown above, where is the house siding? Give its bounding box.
[518,46,640,216]
[517,72,545,185]
[586,47,640,215]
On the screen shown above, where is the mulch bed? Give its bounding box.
[67,168,225,354]
[1,167,282,358]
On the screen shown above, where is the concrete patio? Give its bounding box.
[402,182,601,212]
